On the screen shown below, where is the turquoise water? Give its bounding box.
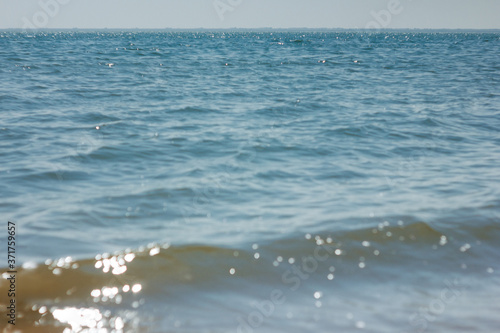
[0,31,499,332]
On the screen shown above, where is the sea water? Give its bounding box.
[0,31,499,332]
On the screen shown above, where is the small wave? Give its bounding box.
[2,218,498,331]
[164,106,220,114]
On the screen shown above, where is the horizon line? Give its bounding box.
[2,27,500,32]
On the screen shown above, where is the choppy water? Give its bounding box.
[1,31,500,332]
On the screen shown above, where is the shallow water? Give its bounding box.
[1,31,499,332]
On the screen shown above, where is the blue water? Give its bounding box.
[1,31,499,332]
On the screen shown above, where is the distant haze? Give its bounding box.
[1,0,499,30]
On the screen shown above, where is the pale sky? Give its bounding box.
[1,0,499,30]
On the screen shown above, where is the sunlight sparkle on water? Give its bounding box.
[52,307,103,332]
[132,284,142,293]
[149,247,160,256]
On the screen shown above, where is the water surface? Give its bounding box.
[0,31,499,332]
